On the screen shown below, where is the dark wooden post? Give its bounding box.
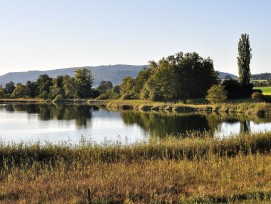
[88,188,91,204]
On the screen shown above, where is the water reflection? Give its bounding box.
[2,104,94,128]
[0,103,271,144]
[120,111,210,137]
[240,120,251,133]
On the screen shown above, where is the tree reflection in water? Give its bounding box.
[8,104,95,128]
[1,104,270,137]
[240,120,251,133]
[120,111,211,138]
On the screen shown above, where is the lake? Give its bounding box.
[1,103,271,144]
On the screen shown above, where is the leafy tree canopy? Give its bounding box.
[74,68,93,98]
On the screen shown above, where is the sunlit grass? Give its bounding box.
[254,87,271,95]
[1,132,271,202]
[1,153,271,203]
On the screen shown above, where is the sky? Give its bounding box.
[0,0,271,76]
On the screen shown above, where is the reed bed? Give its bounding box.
[1,132,271,203]
[1,132,271,166]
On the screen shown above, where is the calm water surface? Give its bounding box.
[1,103,271,144]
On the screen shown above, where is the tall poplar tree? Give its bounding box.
[238,33,252,87]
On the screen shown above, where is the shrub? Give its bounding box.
[253,89,263,94]
[206,85,227,104]
[263,95,271,103]
[251,92,263,102]
[222,79,241,99]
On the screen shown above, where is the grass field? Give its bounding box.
[254,87,271,95]
[1,132,271,203]
[251,80,268,83]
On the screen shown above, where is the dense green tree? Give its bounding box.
[143,59,178,101]
[39,91,49,99]
[206,85,227,103]
[74,68,93,98]
[37,74,53,98]
[97,81,113,95]
[50,75,65,99]
[174,52,219,98]
[4,81,15,96]
[11,83,26,98]
[111,85,120,99]
[238,33,252,87]
[119,76,136,99]
[25,81,39,98]
[222,79,242,99]
[0,85,5,98]
[134,67,151,98]
[237,34,253,98]
[63,75,76,98]
[139,52,219,101]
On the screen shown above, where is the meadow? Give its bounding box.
[1,132,271,203]
[254,87,271,95]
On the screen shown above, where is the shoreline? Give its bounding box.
[0,98,271,116]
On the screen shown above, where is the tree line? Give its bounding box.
[119,52,219,101]
[0,52,220,101]
[0,67,122,100]
[0,68,99,100]
[0,33,258,102]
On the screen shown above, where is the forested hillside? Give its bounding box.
[251,73,271,80]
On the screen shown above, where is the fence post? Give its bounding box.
[88,188,91,204]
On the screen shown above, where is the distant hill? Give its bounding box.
[0,65,146,86]
[218,72,238,79]
[0,65,239,86]
[251,73,271,80]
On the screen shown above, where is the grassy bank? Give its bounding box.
[1,98,271,116]
[1,132,271,203]
[0,98,44,103]
[105,100,271,117]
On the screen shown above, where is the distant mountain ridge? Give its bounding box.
[218,71,238,79]
[251,73,271,80]
[0,65,146,86]
[0,64,240,86]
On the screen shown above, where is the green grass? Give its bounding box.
[254,87,271,95]
[251,80,268,83]
[2,132,271,203]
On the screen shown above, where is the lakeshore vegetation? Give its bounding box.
[1,132,271,203]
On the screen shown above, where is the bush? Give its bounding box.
[222,79,242,99]
[206,85,227,104]
[251,92,263,102]
[253,89,263,94]
[263,95,271,103]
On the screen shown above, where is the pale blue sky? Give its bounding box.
[0,0,270,75]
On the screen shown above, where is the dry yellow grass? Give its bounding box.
[1,153,271,203]
[2,132,271,203]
